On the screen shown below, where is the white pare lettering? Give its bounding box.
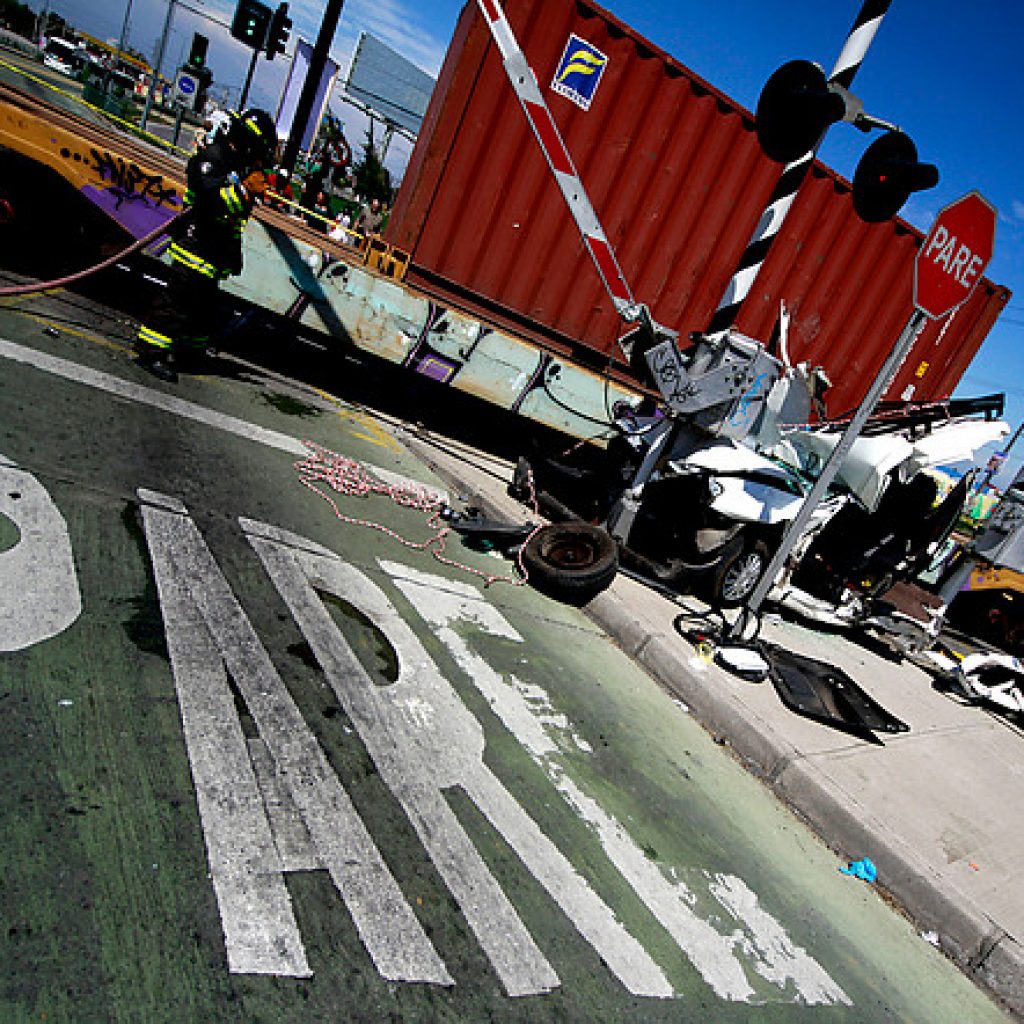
[135,489,849,1006]
[0,454,82,652]
[923,225,984,288]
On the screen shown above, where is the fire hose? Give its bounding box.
[0,212,184,298]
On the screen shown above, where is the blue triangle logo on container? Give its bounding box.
[551,34,608,111]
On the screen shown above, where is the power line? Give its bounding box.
[174,2,232,33]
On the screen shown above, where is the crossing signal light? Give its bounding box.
[755,59,847,164]
[187,33,208,69]
[265,3,291,60]
[852,131,939,223]
[230,0,271,49]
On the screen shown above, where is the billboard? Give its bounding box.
[344,32,434,136]
[276,38,341,153]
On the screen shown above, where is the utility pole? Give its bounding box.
[238,46,260,109]
[116,0,133,63]
[140,0,177,133]
[103,0,134,97]
[280,0,344,171]
[36,0,51,42]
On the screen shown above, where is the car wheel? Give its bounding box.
[712,539,770,608]
[521,522,618,602]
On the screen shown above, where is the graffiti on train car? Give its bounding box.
[89,148,180,210]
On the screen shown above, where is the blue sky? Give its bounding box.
[30,0,1024,477]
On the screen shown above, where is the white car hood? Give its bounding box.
[673,441,804,523]
[906,419,1009,474]
[677,440,794,480]
[780,419,1008,511]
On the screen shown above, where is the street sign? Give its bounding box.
[740,190,997,627]
[173,68,199,110]
[914,191,996,320]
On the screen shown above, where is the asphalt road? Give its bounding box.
[0,47,193,150]
[0,288,1011,1022]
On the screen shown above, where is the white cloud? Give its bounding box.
[288,0,453,77]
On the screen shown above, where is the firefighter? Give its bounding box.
[135,107,277,383]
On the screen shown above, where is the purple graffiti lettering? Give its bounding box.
[90,148,180,209]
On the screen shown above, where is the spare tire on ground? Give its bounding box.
[521,522,618,603]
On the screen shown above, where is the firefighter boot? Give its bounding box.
[136,346,178,383]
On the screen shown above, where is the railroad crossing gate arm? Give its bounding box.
[476,0,651,345]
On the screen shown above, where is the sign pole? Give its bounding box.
[140,0,177,133]
[732,309,928,633]
[239,46,260,109]
[172,103,185,147]
[731,190,997,636]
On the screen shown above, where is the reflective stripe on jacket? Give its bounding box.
[169,241,224,280]
[177,136,254,277]
[137,324,173,350]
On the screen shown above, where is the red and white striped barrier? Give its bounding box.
[476,0,640,322]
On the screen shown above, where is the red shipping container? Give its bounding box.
[388,0,1010,416]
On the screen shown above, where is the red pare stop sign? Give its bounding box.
[914,191,996,319]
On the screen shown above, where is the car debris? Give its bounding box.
[511,323,1006,636]
[951,651,1024,716]
[761,643,909,744]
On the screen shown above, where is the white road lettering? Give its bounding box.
[244,518,673,999]
[0,454,81,651]
[383,560,850,1007]
[138,489,452,985]
[132,488,844,1004]
[709,874,851,1005]
[139,490,310,977]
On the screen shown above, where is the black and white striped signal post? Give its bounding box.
[705,0,892,336]
[732,192,997,635]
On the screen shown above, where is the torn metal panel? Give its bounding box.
[761,643,910,744]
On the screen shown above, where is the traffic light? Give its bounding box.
[230,0,271,50]
[195,64,213,109]
[265,3,291,60]
[852,131,939,223]
[187,32,208,69]
[755,59,848,164]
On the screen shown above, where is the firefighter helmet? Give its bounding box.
[230,108,278,166]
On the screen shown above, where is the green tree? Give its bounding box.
[0,0,38,38]
[352,127,391,204]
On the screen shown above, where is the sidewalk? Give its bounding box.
[402,427,1024,1018]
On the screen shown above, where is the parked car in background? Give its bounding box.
[40,36,82,76]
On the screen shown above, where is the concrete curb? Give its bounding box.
[587,586,1024,1019]
[403,431,1024,1019]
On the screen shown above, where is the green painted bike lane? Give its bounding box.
[0,305,1010,1022]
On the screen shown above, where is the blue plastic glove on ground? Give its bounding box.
[839,857,877,882]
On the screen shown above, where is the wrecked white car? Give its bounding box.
[510,328,1006,619]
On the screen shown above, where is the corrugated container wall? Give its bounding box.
[387,0,1011,416]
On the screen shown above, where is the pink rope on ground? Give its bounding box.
[295,440,540,588]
